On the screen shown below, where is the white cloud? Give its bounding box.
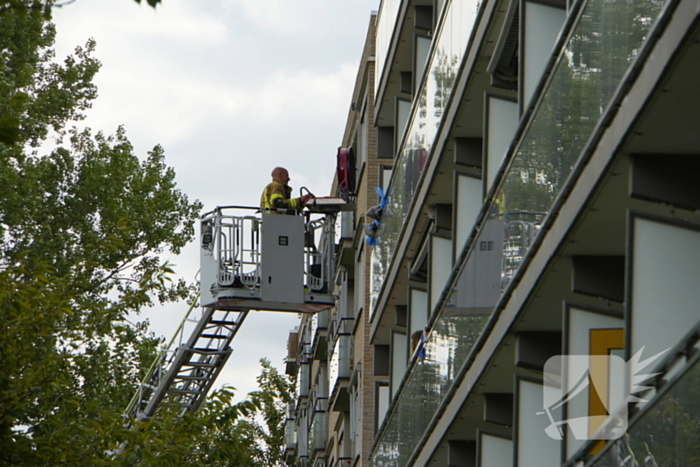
[85,62,356,150]
[235,64,356,123]
[227,0,332,37]
[121,3,228,46]
[50,0,378,407]
[54,0,228,48]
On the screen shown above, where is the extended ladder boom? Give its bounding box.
[126,302,247,421]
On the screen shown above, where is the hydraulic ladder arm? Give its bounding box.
[125,299,248,422]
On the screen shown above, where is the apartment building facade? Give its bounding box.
[284,13,389,467]
[287,0,700,465]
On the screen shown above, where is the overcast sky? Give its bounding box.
[51,0,378,402]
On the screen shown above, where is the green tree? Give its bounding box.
[0,2,294,465]
[244,359,295,466]
[180,359,295,467]
[0,1,202,464]
[0,1,97,147]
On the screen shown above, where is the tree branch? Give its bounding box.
[0,0,76,14]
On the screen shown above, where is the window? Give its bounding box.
[355,93,368,173]
[380,165,393,195]
[355,245,365,316]
[395,97,411,152]
[350,376,362,458]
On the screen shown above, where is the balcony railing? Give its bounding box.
[369,0,673,464]
[329,334,351,398]
[310,310,329,360]
[308,411,328,453]
[569,322,700,466]
[312,396,329,415]
[297,361,310,400]
[375,0,402,102]
[285,418,297,451]
[369,0,481,318]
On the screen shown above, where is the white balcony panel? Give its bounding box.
[430,235,453,311]
[375,0,402,98]
[391,331,407,397]
[565,307,623,457]
[631,217,700,370]
[455,174,482,261]
[410,288,428,339]
[479,433,512,467]
[522,1,566,110]
[516,379,560,467]
[485,96,518,193]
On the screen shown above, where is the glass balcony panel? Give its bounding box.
[308,412,328,453]
[339,316,354,334]
[310,314,318,344]
[297,412,308,458]
[370,0,481,316]
[329,334,351,395]
[313,396,329,414]
[285,419,297,450]
[317,309,329,329]
[370,0,670,465]
[498,0,666,287]
[371,259,493,466]
[299,362,310,399]
[591,357,700,467]
[310,310,329,355]
[375,0,402,100]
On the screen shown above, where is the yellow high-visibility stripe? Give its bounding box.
[263,189,297,211]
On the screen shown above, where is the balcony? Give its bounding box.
[312,395,329,415]
[296,360,310,401]
[308,410,328,453]
[329,333,351,412]
[370,0,675,463]
[285,328,300,375]
[310,310,329,361]
[284,418,297,453]
[375,0,438,131]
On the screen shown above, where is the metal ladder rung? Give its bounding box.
[169,388,203,395]
[191,348,229,355]
[175,375,213,381]
[209,320,238,326]
[177,370,214,379]
[172,381,207,389]
[161,402,193,408]
[201,333,230,339]
[185,361,217,368]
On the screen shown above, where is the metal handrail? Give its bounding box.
[124,293,200,418]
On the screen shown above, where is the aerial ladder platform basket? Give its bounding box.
[126,198,354,423]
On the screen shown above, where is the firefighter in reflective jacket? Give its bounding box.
[260,167,313,214]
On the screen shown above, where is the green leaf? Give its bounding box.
[133,0,162,8]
